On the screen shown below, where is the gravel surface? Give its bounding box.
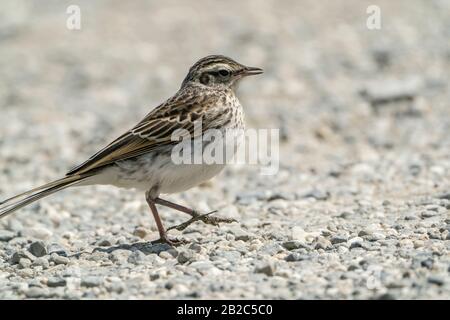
[0,0,449,299]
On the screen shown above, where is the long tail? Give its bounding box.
[0,175,89,219]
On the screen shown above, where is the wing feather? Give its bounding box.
[67,88,219,175]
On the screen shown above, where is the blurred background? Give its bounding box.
[0,0,449,299]
[1,0,449,197]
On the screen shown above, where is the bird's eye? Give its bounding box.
[218,69,230,77]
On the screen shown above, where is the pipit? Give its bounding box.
[0,55,263,245]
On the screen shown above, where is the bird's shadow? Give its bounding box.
[69,242,172,258]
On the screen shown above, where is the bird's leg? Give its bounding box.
[154,197,237,231]
[145,192,185,246]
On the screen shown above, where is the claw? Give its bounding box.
[167,210,236,232]
[151,235,187,246]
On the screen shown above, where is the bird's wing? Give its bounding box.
[66,89,224,176]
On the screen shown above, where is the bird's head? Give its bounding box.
[181,55,263,89]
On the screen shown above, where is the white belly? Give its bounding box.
[87,147,226,195]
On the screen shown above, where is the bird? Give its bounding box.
[0,55,263,245]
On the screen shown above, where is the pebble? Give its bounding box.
[20,227,52,240]
[19,258,32,269]
[32,257,50,269]
[133,227,148,239]
[29,241,47,257]
[314,237,332,250]
[282,240,309,250]
[81,276,103,288]
[47,277,67,287]
[254,262,275,276]
[47,243,68,256]
[25,287,51,298]
[348,237,364,249]
[177,250,195,264]
[11,250,36,264]
[127,251,147,265]
[50,253,70,265]
[229,227,251,241]
[330,235,348,245]
[0,230,15,241]
[285,253,307,262]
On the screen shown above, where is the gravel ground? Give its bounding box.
[0,0,449,299]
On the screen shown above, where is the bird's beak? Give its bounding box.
[241,66,264,76]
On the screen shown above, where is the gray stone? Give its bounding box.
[314,237,332,250]
[427,276,444,286]
[25,287,50,299]
[19,258,32,269]
[10,250,36,264]
[47,277,66,287]
[254,262,275,276]
[301,189,329,201]
[96,237,113,247]
[29,241,47,257]
[421,210,439,218]
[229,227,251,241]
[32,257,49,269]
[282,240,309,250]
[109,249,131,263]
[177,250,195,264]
[330,235,348,245]
[47,243,68,256]
[0,230,15,241]
[285,253,308,262]
[127,250,147,265]
[20,227,52,240]
[50,253,69,265]
[81,276,103,288]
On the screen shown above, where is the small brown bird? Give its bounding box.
[0,55,263,245]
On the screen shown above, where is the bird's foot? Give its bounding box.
[151,234,187,247]
[167,210,237,232]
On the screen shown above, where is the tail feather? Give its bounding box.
[0,175,87,219]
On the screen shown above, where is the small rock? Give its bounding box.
[133,227,148,239]
[229,227,251,241]
[109,249,131,263]
[81,276,103,288]
[11,250,36,264]
[29,241,47,257]
[427,276,444,286]
[365,233,386,242]
[282,240,309,250]
[421,210,439,218]
[260,243,284,255]
[254,262,275,276]
[360,76,422,106]
[20,227,52,240]
[301,189,329,201]
[25,287,50,298]
[19,258,32,269]
[330,235,348,245]
[314,237,332,250]
[421,258,434,269]
[47,277,66,287]
[188,243,202,253]
[0,230,15,241]
[47,243,67,256]
[50,253,69,265]
[285,253,307,262]
[348,237,364,249]
[177,250,195,264]
[32,257,49,269]
[127,250,146,265]
[96,237,113,247]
